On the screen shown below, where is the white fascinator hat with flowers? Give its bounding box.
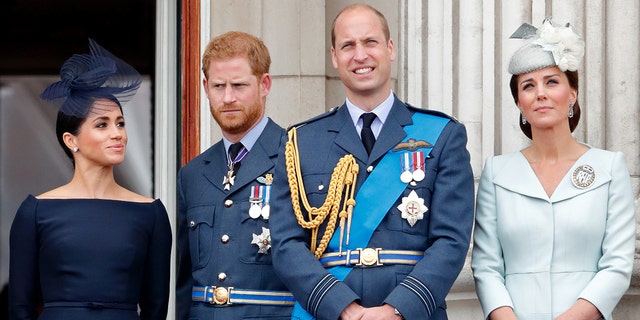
[508,19,585,75]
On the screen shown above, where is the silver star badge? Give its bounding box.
[396,190,428,227]
[251,227,271,254]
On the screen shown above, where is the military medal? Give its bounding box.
[248,174,273,219]
[223,145,248,190]
[571,164,595,189]
[400,153,413,183]
[400,151,426,183]
[261,185,271,219]
[412,151,425,182]
[223,170,235,191]
[258,174,274,220]
[251,227,271,254]
[249,186,263,219]
[396,190,428,227]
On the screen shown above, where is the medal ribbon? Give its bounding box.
[413,151,424,171]
[264,186,271,204]
[291,112,450,320]
[401,152,412,172]
[227,146,248,170]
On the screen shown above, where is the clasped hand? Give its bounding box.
[340,302,402,320]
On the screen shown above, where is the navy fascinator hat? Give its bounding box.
[40,39,142,118]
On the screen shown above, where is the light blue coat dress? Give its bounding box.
[471,147,635,320]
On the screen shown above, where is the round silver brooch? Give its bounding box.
[571,164,595,189]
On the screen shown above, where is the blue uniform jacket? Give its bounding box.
[269,98,475,320]
[177,119,291,320]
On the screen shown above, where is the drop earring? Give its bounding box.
[521,111,527,124]
[568,103,574,118]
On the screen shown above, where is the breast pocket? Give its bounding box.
[186,205,215,269]
[386,184,433,235]
[300,172,330,208]
[238,207,275,265]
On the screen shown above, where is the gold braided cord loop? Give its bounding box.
[285,127,358,258]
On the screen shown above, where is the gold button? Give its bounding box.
[218,272,227,281]
[224,199,233,207]
[221,235,229,243]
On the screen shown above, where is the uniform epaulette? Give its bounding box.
[406,103,460,122]
[286,105,342,131]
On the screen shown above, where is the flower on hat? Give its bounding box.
[531,19,584,72]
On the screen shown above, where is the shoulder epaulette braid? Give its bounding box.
[286,105,341,131]
[406,104,459,122]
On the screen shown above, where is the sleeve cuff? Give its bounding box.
[311,274,359,320]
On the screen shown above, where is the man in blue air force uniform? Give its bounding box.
[269,4,474,320]
[177,31,293,320]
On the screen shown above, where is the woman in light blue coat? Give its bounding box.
[471,20,636,320]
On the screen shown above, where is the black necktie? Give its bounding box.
[360,113,377,155]
[228,142,245,173]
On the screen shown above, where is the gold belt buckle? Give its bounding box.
[209,286,233,305]
[356,248,382,266]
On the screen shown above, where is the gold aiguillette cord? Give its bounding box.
[285,127,358,258]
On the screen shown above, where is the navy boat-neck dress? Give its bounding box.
[9,195,172,320]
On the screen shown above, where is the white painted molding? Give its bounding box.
[155,1,178,319]
[200,0,213,152]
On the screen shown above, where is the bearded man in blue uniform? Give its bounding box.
[177,31,293,320]
[269,4,474,320]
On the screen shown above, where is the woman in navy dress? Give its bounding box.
[9,39,172,320]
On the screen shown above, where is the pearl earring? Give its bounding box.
[73,147,79,153]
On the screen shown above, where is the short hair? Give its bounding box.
[331,3,390,48]
[202,31,271,79]
[509,70,581,140]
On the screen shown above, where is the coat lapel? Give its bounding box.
[227,119,282,193]
[494,148,611,203]
[200,119,283,193]
[368,99,412,163]
[332,106,369,162]
[201,142,229,193]
[550,148,611,202]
